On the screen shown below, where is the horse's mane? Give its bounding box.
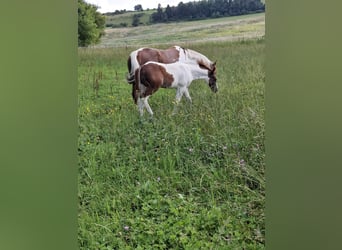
[185,48,213,69]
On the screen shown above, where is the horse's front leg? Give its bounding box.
[175,87,192,103]
[175,87,185,103]
[172,88,185,115]
[183,88,192,103]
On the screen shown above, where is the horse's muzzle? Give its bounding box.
[211,85,218,93]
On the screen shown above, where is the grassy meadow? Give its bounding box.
[106,9,156,27]
[101,13,265,47]
[78,17,265,249]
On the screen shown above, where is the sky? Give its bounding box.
[85,0,198,13]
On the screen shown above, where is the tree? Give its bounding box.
[164,5,173,21]
[78,0,105,47]
[150,0,265,24]
[134,4,143,11]
[132,14,141,27]
[151,3,165,22]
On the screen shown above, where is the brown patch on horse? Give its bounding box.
[159,65,174,88]
[137,47,180,65]
[135,63,175,101]
[198,60,217,75]
[158,47,180,63]
[197,59,212,71]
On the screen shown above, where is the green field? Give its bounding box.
[100,13,265,47]
[106,9,156,27]
[78,17,265,249]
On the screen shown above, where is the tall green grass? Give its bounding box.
[78,39,265,249]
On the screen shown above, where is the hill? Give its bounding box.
[105,9,156,28]
[99,13,265,48]
[104,0,265,28]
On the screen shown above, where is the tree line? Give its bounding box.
[151,0,265,23]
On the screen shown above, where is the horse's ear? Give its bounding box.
[211,61,217,71]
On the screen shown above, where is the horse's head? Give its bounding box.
[196,57,217,93]
[208,61,218,93]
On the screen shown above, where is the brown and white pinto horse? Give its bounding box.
[126,45,213,84]
[133,60,217,116]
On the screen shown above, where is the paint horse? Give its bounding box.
[126,45,214,84]
[133,60,217,116]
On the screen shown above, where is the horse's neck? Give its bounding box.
[187,64,208,81]
[187,49,211,65]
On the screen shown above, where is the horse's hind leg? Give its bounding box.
[137,98,145,116]
[183,88,192,103]
[143,96,153,116]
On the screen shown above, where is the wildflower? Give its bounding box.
[123,226,129,231]
[188,147,194,153]
[156,177,161,182]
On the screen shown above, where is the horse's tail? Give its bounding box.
[132,67,141,104]
[127,51,141,84]
[126,56,135,84]
[126,74,135,83]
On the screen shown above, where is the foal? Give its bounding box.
[133,61,217,116]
